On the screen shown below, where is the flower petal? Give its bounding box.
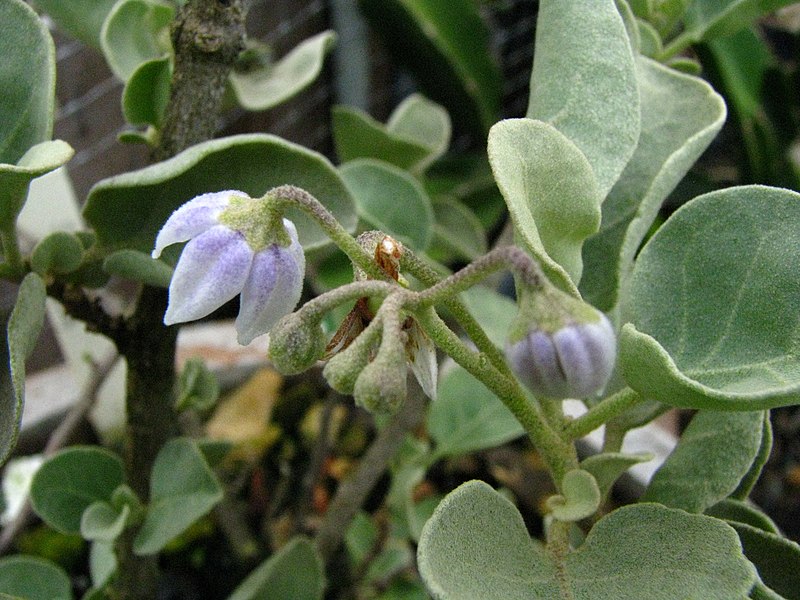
[236,219,305,345]
[164,225,252,325]
[406,319,438,400]
[152,190,244,258]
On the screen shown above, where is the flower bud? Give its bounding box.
[267,312,326,375]
[323,325,378,395]
[505,286,616,399]
[353,353,407,415]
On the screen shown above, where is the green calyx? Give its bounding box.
[267,311,326,375]
[509,281,604,343]
[218,194,292,250]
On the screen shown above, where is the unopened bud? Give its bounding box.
[323,326,378,394]
[353,353,407,414]
[267,312,326,375]
[506,285,616,399]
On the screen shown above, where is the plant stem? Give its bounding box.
[153,0,246,161]
[0,226,24,279]
[415,307,577,486]
[266,185,388,282]
[657,30,696,61]
[399,248,513,378]
[301,280,397,321]
[563,388,643,440]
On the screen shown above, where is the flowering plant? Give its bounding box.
[0,1,799,599]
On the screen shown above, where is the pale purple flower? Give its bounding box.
[506,314,616,399]
[152,190,305,345]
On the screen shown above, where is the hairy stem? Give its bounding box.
[265,185,388,281]
[564,388,643,440]
[416,308,578,486]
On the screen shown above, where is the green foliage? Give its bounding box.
[427,366,523,461]
[0,0,56,166]
[545,469,601,522]
[175,358,220,412]
[340,159,434,251]
[579,56,725,311]
[528,0,640,199]
[133,437,223,554]
[621,186,800,409]
[122,56,172,129]
[31,232,84,275]
[680,0,798,44]
[580,451,653,498]
[0,555,73,600]
[102,249,173,287]
[418,480,756,599]
[83,134,357,253]
[641,410,765,512]
[227,536,325,600]
[488,119,601,292]
[0,274,46,464]
[230,31,337,112]
[100,0,174,82]
[358,0,502,135]
[30,447,125,534]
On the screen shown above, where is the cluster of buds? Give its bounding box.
[154,190,616,413]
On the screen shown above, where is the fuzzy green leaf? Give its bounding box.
[0,0,56,166]
[428,196,487,262]
[706,498,780,534]
[580,451,653,498]
[728,520,800,599]
[545,469,601,522]
[733,410,773,500]
[331,106,433,172]
[0,273,46,465]
[579,57,725,311]
[418,480,756,599]
[681,0,798,44]
[31,232,84,275]
[0,555,72,600]
[488,118,601,292]
[527,0,640,198]
[231,31,336,111]
[81,501,130,542]
[133,438,223,555]
[621,186,800,410]
[122,56,172,128]
[100,0,174,81]
[641,410,764,512]
[228,536,325,600]
[103,249,173,287]
[30,447,125,534]
[386,94,451,168]
[340,159,434,251]
[428,366,524,460]
[83,134,356,253]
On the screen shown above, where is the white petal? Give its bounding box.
[236,220,305,345]
[407,320,438,400]
[152,190,244,258]
[164,225,252,324]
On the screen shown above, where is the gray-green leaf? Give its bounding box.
[0,555,72,600]
[0,273,46,464]
[620,186,800,410]
[231,31,336,112]
[488,118,601,292]
[227,536,325,600]
[527,0,640,199]
[340,159,434,251]
[579,56,725,311]
[418,480,756,599]
[133,437,223,555]
[83,134,356,253]
[641,410,764,513]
